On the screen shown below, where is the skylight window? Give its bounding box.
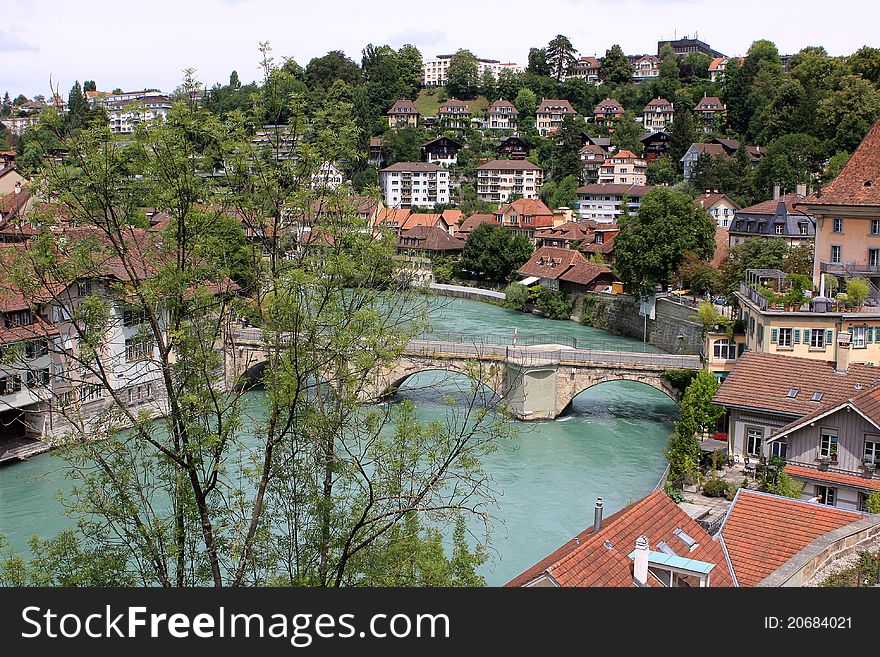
[787,388,799,398]
[811,392,824,402]
[656,541,677,556]
[673,528,698,550]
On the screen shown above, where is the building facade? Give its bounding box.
[475,160,543,203]
[536,99,576,136]
[379,162,450,209]
[642,98,674,132]
[597,150,647,186]
[576,184,657,223]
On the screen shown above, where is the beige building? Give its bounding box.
[597,150,646,186]
[485,100,518,130]
[642,98,674,132]
[694,191,741,227]
[386,99,420,129]
[536,99,575,136]
[475,160,543,203]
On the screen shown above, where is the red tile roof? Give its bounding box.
[458,213,498,235]
[694,96,726,111]
[506,491,732,587]
[498,198,553,217]
[594,98,623,114]
[712,351,880,417]
[694,192,740,211]
[711,226,729,268]
[805,116,880,207]
[559,262,616,286]
[784,464,880,491]
[537,99,575,114]
[396,225,464,252]
[719,489,865,586]
[387,99,418,115]
[738,193,811,217]
[379,162,443,172]
[688,143,728,158]
[487,100,517,113]
[644,98,673,111]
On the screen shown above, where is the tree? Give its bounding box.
[690,151,718,192]
[613,188,716,294]
[0,56,505,587]
[610,113,645,155]
[527,48,551,77]
[542,175,580,209]
[600,44,632,87]
[514,87,538,118]
[681,370,723,437]
[848,46,880,86]
[667,108,697,165]
[305,50,362,90]
[680,52,711,83]
[656,43,680,99]
[380,126,427,166]
[678,253,719,295]
[503,282,530,310]
[479,68,497,101]
[83,80,97,92]
[546,35,577,83]
[867,490,880,514]
[65,81,90,134]
[460,223,533,282]
[447,49,480,100]
[646,157,680,185]
[496,69,523,101]
[817,75,880,153]
[753,133,823,197]
[718,237,790,295]
[551,114,585,180]
[396,44,423,99]
[784,243,814,277]
[846,277,870,308]
[824,151,851,182]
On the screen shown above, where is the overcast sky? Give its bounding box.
[1,0,877,98]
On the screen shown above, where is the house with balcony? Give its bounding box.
[694,191,740,227]
[566,56,601,84]
[437,99,471,129]
[632,55,661,81]
[640,131,669,163]
[105,94,172,134]
[642,99,674,132]
[475,160,543,203]
[598,150,647,186]
[804,116,880,297]
[593,98,624,128]
[394,226,464,285]
[497,136,530,160]
[421,136,462,167]
[727,194,815,249]
[484,100,519,131]
[579,144,607,184]
[576,184,656,223]
[379,162,449,209]
[386,99,420,129]
[693,95,726,132]
[495,198,556,241]
[536,99,576,136]
[368,137,384,168]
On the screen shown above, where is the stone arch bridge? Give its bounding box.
[227,329,701,421]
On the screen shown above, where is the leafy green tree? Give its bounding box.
[601,44,633,87]
[541,174,579,209]
[657,43,680,99]
[305,50,362,90]
[867,490,880,514]
[551,114,585,180]
[527,47,551,77]
[514,87,538,118]
[503,282,530,310]
[610,112,645,155]
[380,126,428,165]
[668,108,697,165]
[761,471,804,499]
[666,406,701,487]
[680,52,711,83]
[460,223,533,282]
[496,69,523,101]
[752,133,823,197]
[690,151,718,192]
[846,277,870,308]
[447,49,480,100]
[65,81,90,134]
[848,46,880,86]
[613,188,716,294]
[396,44,424,99]
[682,370,723,437]
[718,237,790,295]
[818,74,880,153]
[546,34,578,82]
[559,76,599,115]
[480,68,497,101]
[646,157,680,185]
[783,243,814,277]
[83,80,97,92]
[824,150,851,182]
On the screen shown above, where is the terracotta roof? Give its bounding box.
[805,116,880,207]
[694,192,740,211]
[579,144,607,157]
[386,99,418,115]
[369,137,383,148]
[506,491,732,587]
[694,96,726,111]
[498,198,552,217]
[738,193,812,217]
[718,489,865,586]
[0,187,31,224]
[594,98,623,114]
[711,226,729,268]
[440,209,462,227]
[611,149,640,160]
[458,213,498,235]
[476,159,542,171]
[396,225,464,251]
[576,183,657,196]
[783,464,880,491]
[559,262,616,286]
[517,246,585,281]
[712,351,880,417]
[539,221,593,242]
[582,231,616,254]
[685,143,728,159]
[537,99,575,113]
[376,208,413,227]
[644,98,673,111]
[708,57,728,71]
[379,162,443,172]
[574,56,600,67]
[487,100,518,113]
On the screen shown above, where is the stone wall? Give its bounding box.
[573,293,704,356]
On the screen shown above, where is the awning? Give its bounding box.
[520,276,540,286]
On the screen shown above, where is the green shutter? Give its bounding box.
[826,329,834,345]
[737,342,746,356]
[794,329,801,344]
[869,327,875,343]
[804,328,811,345]
[771,328,778,344]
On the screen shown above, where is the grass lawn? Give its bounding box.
[415,89,490,117]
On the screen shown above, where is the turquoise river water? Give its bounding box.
[0,296,678,586]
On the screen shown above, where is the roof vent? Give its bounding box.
[603,540,613,550]
[673,528,699,551]
[855,383,863,391]
[656,540,677,556]
[866,180,873,188]
[787,388,799,398]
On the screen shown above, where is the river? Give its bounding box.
[0,296,678,586]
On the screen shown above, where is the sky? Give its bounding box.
[1,0,878,99]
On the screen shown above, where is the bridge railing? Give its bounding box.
[417,331,579,349]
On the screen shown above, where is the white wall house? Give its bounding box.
[422,54,523,86]
[380,162,450,209]
[475,160,543,204]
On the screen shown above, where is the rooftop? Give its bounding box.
[805,115,880,207]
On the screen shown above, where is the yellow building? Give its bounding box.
[704,330,747,380]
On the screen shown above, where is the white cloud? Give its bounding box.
[0,30,38,53]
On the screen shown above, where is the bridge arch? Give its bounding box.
[556,371,682,417]
[373,357,507,402]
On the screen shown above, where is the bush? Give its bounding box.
[702,479,730,498]
[846,277,870,308]
[502,282,530,311]
[664,483,685,503]
[662,369,698,394]
[865,490,880,514]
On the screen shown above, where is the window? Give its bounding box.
[127,388,133,404]
[816,485,836,507]
[26,369,50,388]
[713,339,734,360]
[799,223,808,236]
[595,233,604,244]
[871,249,880,268]
[852,325,866,348]
[819,428,838,459]
[0,374,22,394]
[125,337,153,362]
[831,245,841,264]
[24,339,48,359]
[777,328,793,348]
[865,438,880,465]
[771,441,788,459]
[860,493,870,512]
[775,224,784,235]
[746,427,762,457]
[833,218,843,233]
[78,383,103,403]
[77,280,92,297]
[872,219,880,235]
[809,329,825,349]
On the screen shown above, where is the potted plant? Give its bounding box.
[830,444,838,463]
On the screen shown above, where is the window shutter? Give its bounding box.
[804,328,811,344]
[869,327,875,343]
[794,329,801,344]
[771,328,778,344]
[826,329,834,345]
[737,342,746,356]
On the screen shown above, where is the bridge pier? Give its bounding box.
[504,362,561,421]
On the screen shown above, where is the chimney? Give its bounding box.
[836,332,851,373]
[633,535,650,586]
[772,184,781,200]
[796,183,807,197]
[593,497,604,533]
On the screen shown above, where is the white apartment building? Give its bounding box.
[311,162,346,190]
[422,54,523,86]
[576,184,657,223]
[102,93,172,133]
[475,160,543,204]
[632,55,660,81]
[380,162,450,209]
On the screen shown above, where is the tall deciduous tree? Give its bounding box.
[613,188,716,293]
[396,44,424,99]
[447,49,480,100]
[305,50,362,90]
[527,48,551,77]
[600,44,632,87]
[460,223,533,282]
[610,112,645,155]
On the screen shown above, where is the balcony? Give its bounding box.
[821,261,880,275]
